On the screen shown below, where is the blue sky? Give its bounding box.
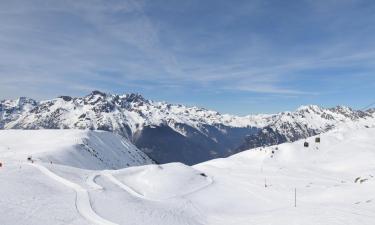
[1,0,375,115]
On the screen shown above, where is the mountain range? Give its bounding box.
[1,90,374,164]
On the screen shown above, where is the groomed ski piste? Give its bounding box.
[1,123,375,225]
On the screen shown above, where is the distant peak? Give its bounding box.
[57,96,73,101]
[297,105,322,112]
[334,105,352,110]
[16,97,37,106]
[122,93,147,103]
[89,90,107,97]
[330,105,353,113]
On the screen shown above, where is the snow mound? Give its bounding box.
[0,129,153,170]
[113,162,211,200]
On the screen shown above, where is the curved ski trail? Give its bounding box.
[102,171,214,201]
[101,172,149,200]
[30,163,117,225]
[87,172,104,191]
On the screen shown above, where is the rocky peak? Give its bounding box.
[330,105,353,113]
[329,105,367,119]
[1,97,37,110]
[83,90,111,106]
[122,93,148,104]
[58,96,73,101]
[89,90,107,97]
[296,105,323,114]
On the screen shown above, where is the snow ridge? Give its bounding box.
[0,129,154,170]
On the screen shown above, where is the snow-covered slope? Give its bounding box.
[0,129,153,170]
[112,163,212,200]
[1,91,374,164]
[191,125,375,224]
[1,124,374,225]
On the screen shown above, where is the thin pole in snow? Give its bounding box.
[294,188,297,207]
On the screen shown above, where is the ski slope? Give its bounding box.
[0,126,374,224]
[193,124,375,224]
[30,163,117,225]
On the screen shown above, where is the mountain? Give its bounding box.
[0,97,37,128]
[0,129,154,170]
[1,91,374,164]
[236,105,374,151]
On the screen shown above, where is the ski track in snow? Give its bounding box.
[30,163,118,225]
[87,172,104,191]
[102,171,214,201]
[101,172,150,200]
[97,171,209,225]
[29,163,213,225]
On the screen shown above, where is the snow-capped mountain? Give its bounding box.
[236,105,375,151]
[1,91,374,164]
[0,97,37,128]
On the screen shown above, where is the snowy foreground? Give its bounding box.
[1,127,375,225]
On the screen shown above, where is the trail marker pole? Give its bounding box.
[294,188,297,207]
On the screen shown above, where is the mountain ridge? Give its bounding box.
[1,91,374,164]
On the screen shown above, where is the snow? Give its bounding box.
[0,129,153,170]
[0,163,90,225]
[30,163,117,225]
[0,125,375,224]
[111,163,212,200]
[193,125,375,224]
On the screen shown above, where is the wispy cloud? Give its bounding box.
[0,0,375,113]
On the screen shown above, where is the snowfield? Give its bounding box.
[112,163,213,201]
[1,126,375,224]
[0,129,154,169]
